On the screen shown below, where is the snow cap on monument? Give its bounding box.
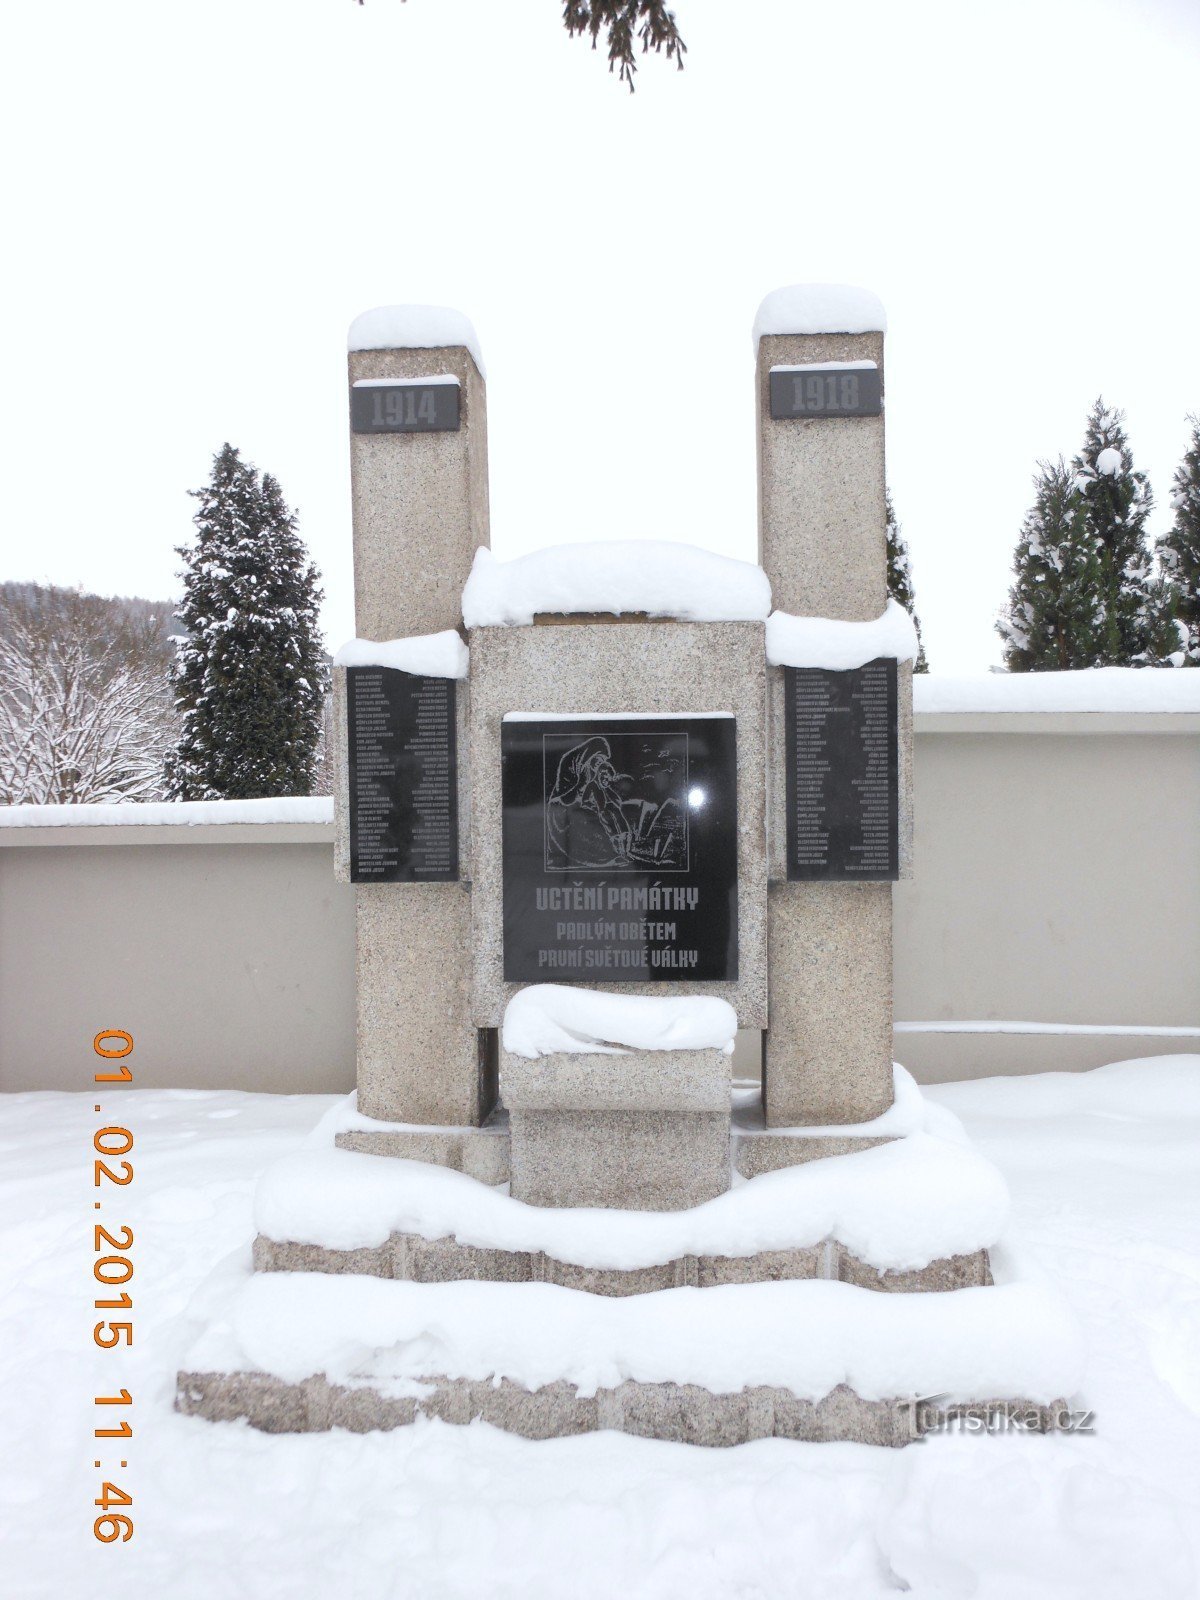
[347,304,485,378]
[752,283,887,347]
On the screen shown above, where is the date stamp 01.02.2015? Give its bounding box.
[92,1028,136,1545]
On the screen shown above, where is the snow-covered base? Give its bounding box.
[332,630,469,679]
[183,1263,1081,1406]
[502,985,738,1059]
[461,542,772,627]
[8,1058,1199,1599]
[256,1128,1006,1275]
[765,600,919,671]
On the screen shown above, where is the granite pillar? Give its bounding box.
[343,311,491,1125]
[756,288,901,1127]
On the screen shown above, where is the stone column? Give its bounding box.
[345,308,491,1127]
[756,285,904,1127]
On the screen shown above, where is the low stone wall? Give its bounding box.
[2,708,1197,1092]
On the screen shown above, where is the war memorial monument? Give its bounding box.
[176,287,1082,1445]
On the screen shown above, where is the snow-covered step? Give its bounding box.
[176,1263,1083,1446]
[251,1120,1007,1294]
[253,1229,990,1294]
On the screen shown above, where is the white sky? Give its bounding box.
[2,0,1198,671]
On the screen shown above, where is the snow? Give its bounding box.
[770,359,879,373]
[753,283,887,343]
[503,710,732,721]
[1096,446,1123,475]
[255,1125,1009,1273]
[332,629,469,679]
[351,373,459,389]
[766,600,919,670]
[6,1055,1200,1599]
[915,667,1200,714]
[188,1267,1081,1405]
[502,985,737,1059]
[347,304,485,376]
[0,795,334,827]
[460,542,772,627]
[897,1020,1200,1038]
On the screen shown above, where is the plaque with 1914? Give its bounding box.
[500,716,738,983]
[784,659,899,881]
[346,666,458,883]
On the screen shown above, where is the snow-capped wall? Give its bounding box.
[914,668,1200,714]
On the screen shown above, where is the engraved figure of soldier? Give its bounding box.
[546,736,685,870]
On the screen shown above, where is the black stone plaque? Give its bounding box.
[346,666,458,883]
[501,717,738,983]
[769,364,882,419]
[351,379,460,434]
[784,659,898,881]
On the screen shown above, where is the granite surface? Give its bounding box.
[468,621,768,1028]
[756,329,886,622]
[499,1044,732,1113]
[762,881,895,1127]
[177,1371,1066,1445]
[347,344,489,641]
[508,1107,730,1210]
[354,883,492,1126]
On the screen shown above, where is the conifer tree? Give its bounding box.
[998,460,1105,671]
[884,492,928,671]
[1157,416,1200,665]
[166,444,328,800]
[1070,399,1176,663]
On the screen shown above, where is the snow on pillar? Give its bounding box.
[755,284,902,1127]
[343,306,492,1127]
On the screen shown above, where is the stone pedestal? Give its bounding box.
[501,1044,732,1210]
[343,314,491,1125]
[756,289,902,1129]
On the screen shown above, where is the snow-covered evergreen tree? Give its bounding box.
[1070,399,1176,663]
[1157,416,1200,665]
[884,491,928,672]
[166,444,327,800]
[998,460,1105,671]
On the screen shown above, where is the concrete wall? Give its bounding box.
[2,712,1197,1093]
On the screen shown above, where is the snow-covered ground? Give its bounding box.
[4,1057,1198,1599]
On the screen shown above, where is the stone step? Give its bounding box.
[176,1368,1066,1447]
[252,1231,990,1295]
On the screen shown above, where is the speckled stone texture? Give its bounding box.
[347,345,489,641]
[176,1370,943,1445]
[838,1249,992,1293]
[500,1045,733,1113]
[178,1369,1069,1444]
[734,1129,894,1176]
[333,1115,509,1183]
[467,622,767,1028]
[756,329,886,622]
[509,1107,730,1210]
[355,884,494,1126]
[763,882,894,1127]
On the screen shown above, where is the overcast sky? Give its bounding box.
[3,0,1198,671]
